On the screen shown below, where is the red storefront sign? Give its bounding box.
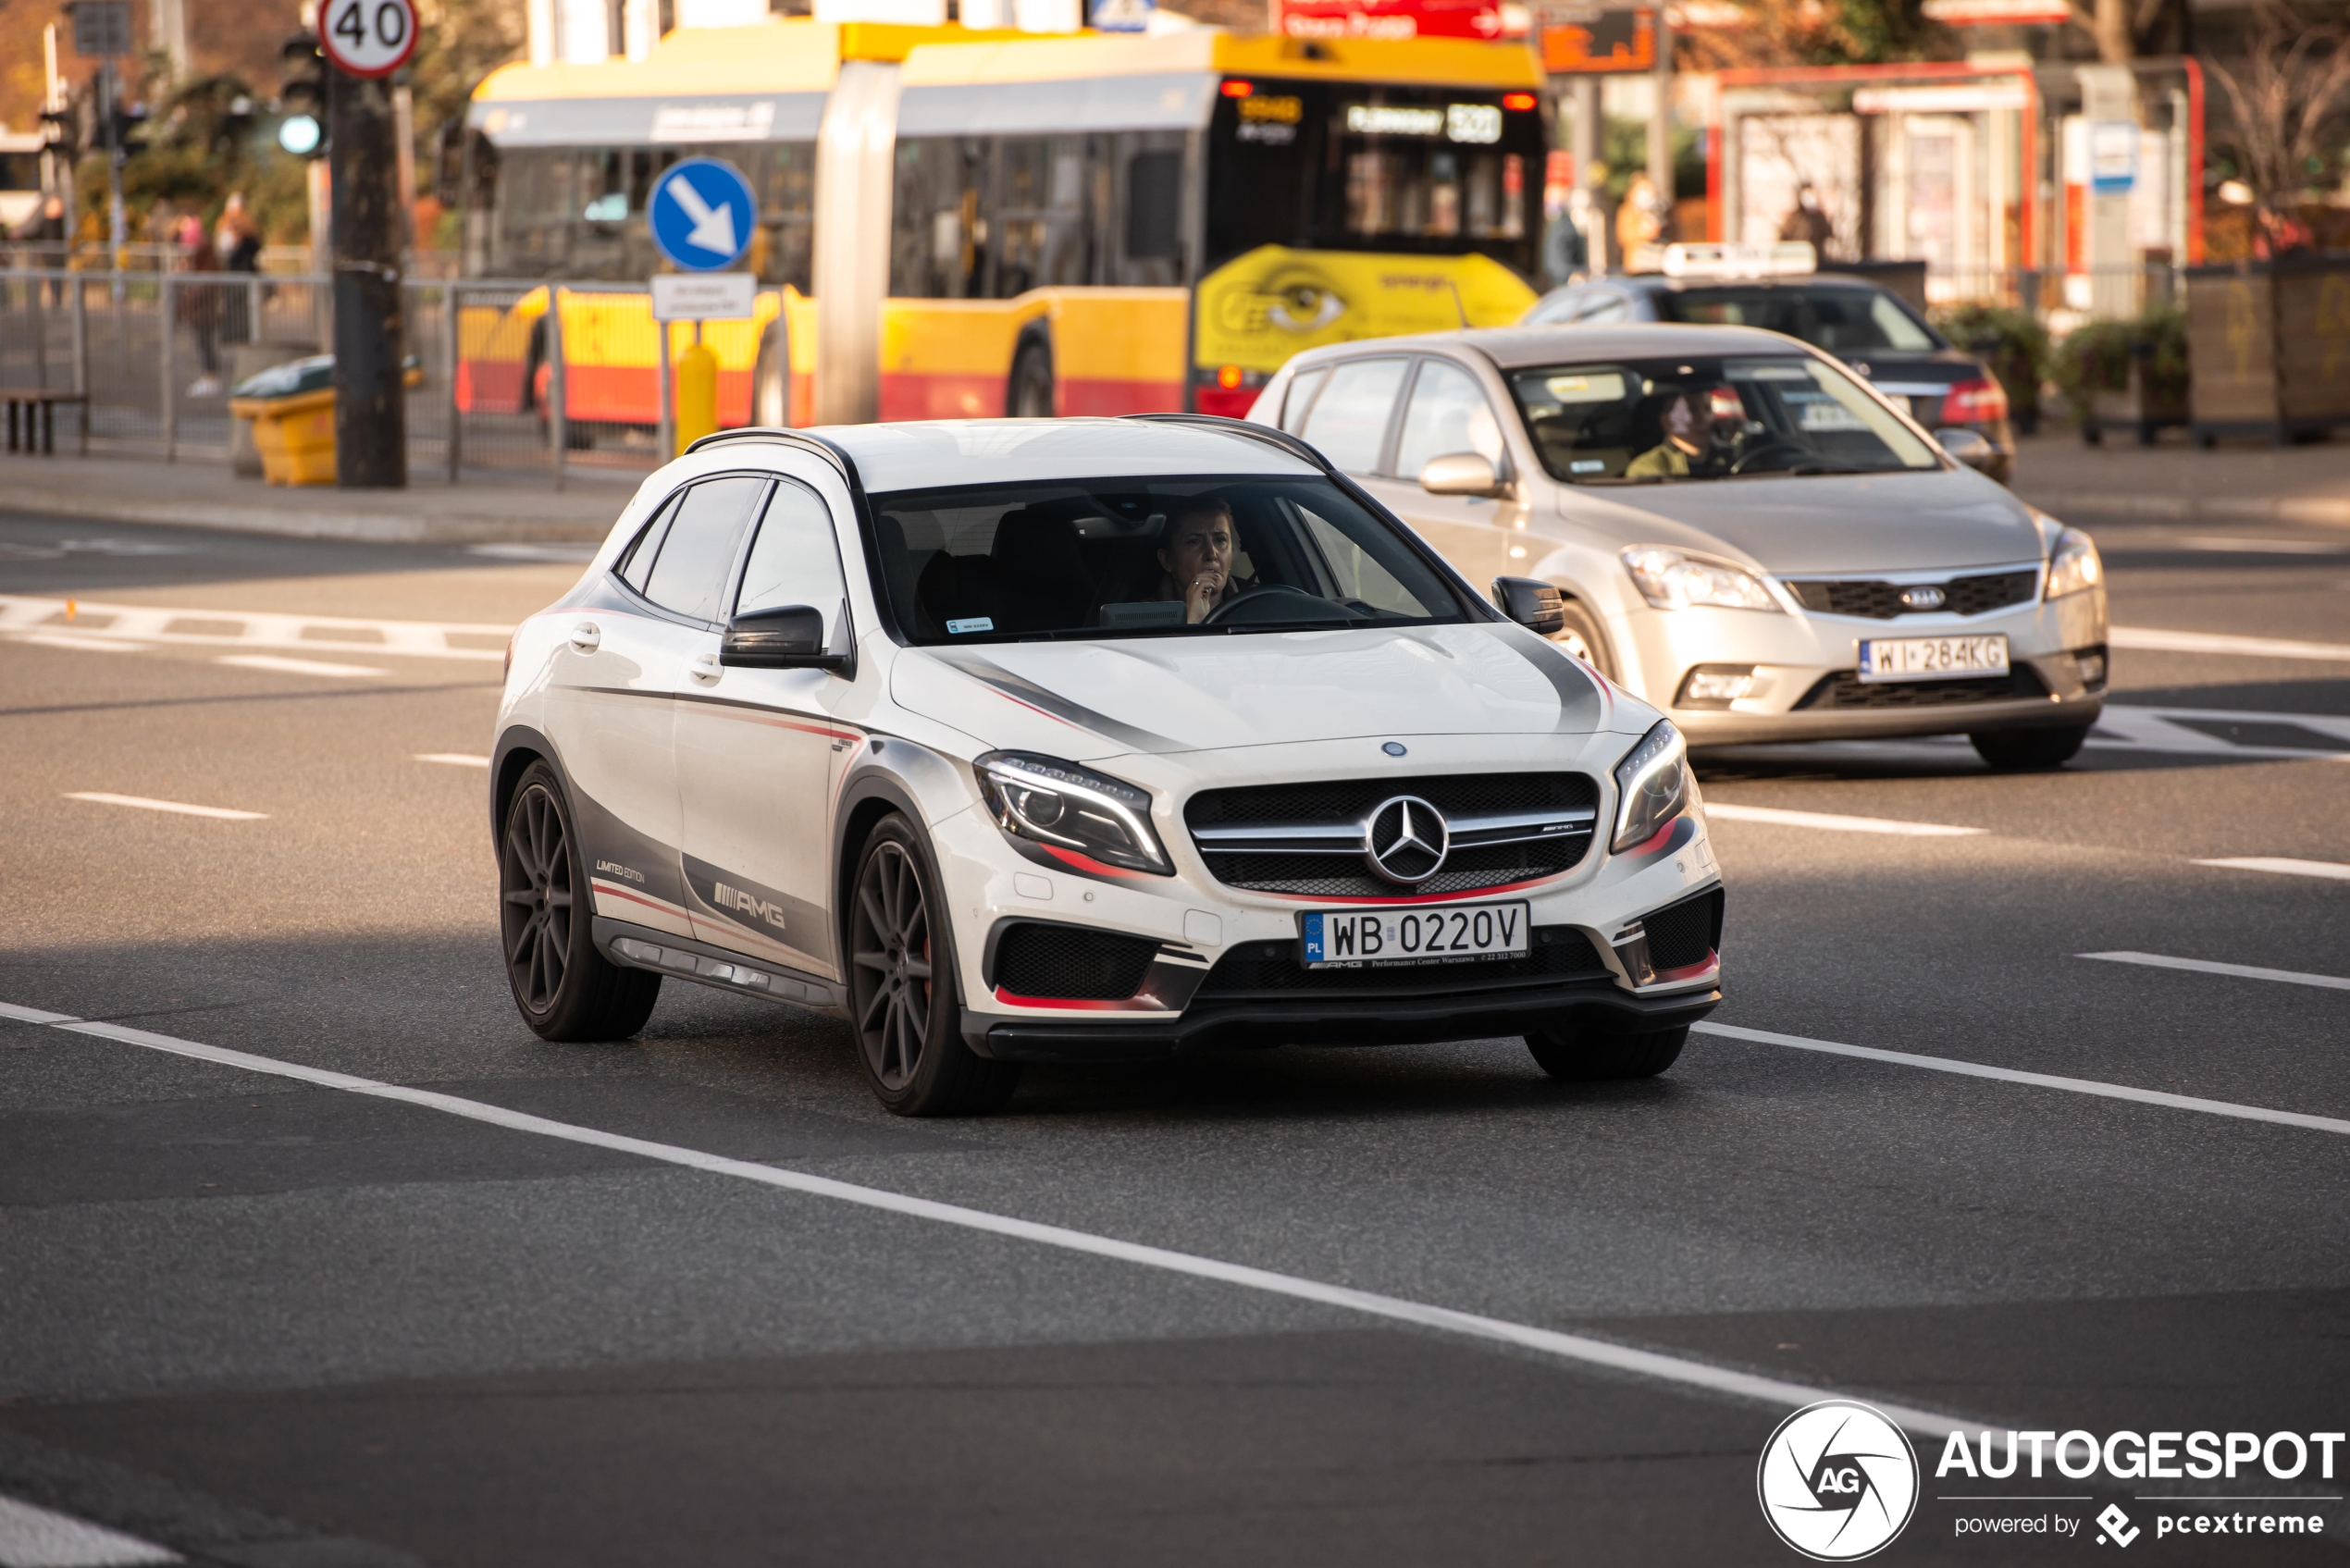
[1275,0,1522,41]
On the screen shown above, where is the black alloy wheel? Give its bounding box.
[1008,340,1055,418]
[499,760,660,1041]
[847,815,1021,1116]
[1525,1022,1688,1081]
[1551,598,1618,682]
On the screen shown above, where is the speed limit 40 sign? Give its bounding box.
[318,0,416,78]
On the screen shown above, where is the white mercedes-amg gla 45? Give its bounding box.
[491,417,1723,1114]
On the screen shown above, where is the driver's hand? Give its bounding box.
[1184,566,1228,624]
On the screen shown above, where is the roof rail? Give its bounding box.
[1120,412,1333,475]
[683,426,855,482]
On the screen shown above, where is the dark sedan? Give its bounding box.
[1521,272,2015,482]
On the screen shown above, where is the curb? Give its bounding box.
[0,481,625,547]
[2023,490,2350,528]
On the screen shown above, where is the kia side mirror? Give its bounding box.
[1491,575,1565,636]
[1935,427,1998,474]
[1419,451,1509,498]
[721,604,850,672]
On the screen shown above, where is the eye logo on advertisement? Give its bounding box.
[1758,1401,1920,1561]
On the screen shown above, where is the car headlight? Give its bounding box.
[2045,525,2103,599]
[974,751,1172,876]
[1612,721,1691,852]
[1621,546,1781,611]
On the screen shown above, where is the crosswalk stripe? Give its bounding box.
[0,1492,179,1565]
[2077,950,2350,992]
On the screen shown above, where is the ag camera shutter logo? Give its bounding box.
[1758,1401,1920,1561]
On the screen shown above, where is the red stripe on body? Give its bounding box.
[1249,872,1565,906]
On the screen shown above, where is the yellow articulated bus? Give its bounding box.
[458,19,1543,437]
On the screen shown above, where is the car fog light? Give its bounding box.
[2076,648,2108,686]
[1678,665,1757,706]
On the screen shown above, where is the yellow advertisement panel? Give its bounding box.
[1193,245,1538,374]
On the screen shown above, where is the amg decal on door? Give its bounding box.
[714,882,788,932]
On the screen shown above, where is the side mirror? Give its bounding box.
[1935,427,1998,474]
[721,604,850,672]
[1419,451,1509,498]
[1491,575,1565,636]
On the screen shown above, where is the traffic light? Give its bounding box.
[110,96,146,153]
[278,31,327,157]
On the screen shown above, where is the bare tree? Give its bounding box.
[2202,0,2350,239]
[2067,0,2166,65]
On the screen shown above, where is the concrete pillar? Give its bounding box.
[2078,64,2139,321]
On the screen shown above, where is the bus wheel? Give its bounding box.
[752,323,788,426]
[1008,337,1054,418]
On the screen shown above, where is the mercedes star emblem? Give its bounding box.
[1366,795,1449,884]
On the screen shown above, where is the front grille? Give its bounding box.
[993,922,1157,999]
[1786,569,2038,619]
[1640,888,1723,972]
[1195,925,1610,999]
[1185,772,1599,897]
[1793,665,2049,710]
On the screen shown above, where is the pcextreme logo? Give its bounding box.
[1758,1401,1921,1561]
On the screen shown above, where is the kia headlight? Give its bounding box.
[1612,721,1690,852]
[974,751,1172,875]
[2045,525,2103,599]
[1621,546,1781,611]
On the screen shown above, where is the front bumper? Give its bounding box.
[983,975,1721,1060]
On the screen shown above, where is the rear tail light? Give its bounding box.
[1940,377,2009,426]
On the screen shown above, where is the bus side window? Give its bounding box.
[1125,150,1182,264]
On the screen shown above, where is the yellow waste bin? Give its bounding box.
[228,355,423,487]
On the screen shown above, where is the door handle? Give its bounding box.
[569,622,601,653]
[689,649,723,681]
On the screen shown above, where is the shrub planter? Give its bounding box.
[2186,254,2350,444]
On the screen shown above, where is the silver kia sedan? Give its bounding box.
[1248,323,2108,768]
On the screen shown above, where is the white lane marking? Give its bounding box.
[0,596,510,662]
[415,752,492,768]
[2193,856,2350,883]
[15,1004,1984,1442]
[2078,950,2350,993]
[16,633,149,654]
[2178,537,2350,555]
[1695,1021,2350,1137]
[216,654,389,679]
[1703,803,1985,837]
[0,1493,180,1565]
[2110,626,2350,662]
[2087,705,2350,762]
[62,793,267,821]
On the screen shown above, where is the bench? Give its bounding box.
[2,391,89,455]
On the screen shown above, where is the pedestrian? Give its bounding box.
[1779,184,1835,252]
[1542,183,1588,288]
[1616,171,1668,270]
[216,192,262,345]
[177,209,224,399]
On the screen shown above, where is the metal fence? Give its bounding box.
[0,266,687,488]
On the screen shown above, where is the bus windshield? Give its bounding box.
[872,475,1466,643]
[1508,355,1943,484]
[1207,81,1539,274]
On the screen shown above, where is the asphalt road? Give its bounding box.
[1,493,2345,1567]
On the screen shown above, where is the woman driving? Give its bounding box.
[1156,498,1255,623]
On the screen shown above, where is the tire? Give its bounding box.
[1008,337,1055,419]
[847,814,1022,1117]
[1525,1022,1687,1081]
[752,324,788,427]
[1969,723,2090,772]
[499,761,661,1042]
[1551,598,1617,681]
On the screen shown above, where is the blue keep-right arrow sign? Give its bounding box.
[649,159,755,272]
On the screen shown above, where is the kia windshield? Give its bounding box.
[1507,354,1941,485]
[872,475,1469,644]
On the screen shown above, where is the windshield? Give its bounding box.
[1653,285,1942,354]
[872,475,1467,644]
[1507,354,1942,484]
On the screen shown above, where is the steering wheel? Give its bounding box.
[1201,583,1352,626]
[1729,441,1812,475]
